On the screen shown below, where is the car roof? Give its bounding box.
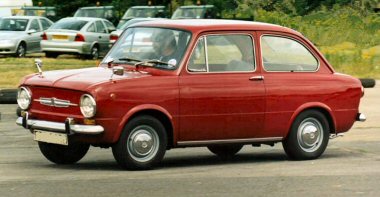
[62,17,106,22]
[132,19,301,36]
[22,6,55,9]
[178,5,215,9]
[1,16,47,20]
[78,6,114,9]
[130,6,165,9]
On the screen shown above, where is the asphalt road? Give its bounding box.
[0,84,379,197]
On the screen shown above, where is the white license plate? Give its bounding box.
[34,130,68,145]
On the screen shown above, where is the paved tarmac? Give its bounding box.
[0,84,379,197]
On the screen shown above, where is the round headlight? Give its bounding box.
[80,94,96,118]
[17,87,31,110]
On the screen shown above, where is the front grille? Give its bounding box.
[29,86,84,121]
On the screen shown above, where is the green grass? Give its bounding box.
[0,55,97,88]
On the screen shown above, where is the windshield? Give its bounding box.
[50,18,88,30]
[104,27,191,70]
[172,8,205,19]
[0,18,29,31]
[74,8,111,18]
[123,8,161,18]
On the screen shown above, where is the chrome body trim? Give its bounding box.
[34,97,78,107]
[177,137,283,147]
[16,117,104,134]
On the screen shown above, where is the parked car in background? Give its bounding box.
[171,5,218,19]
[0,16,53,57]
[41,17,115,59]
[0,0,32,17]
[110,18,165,45]
[74,6,118,26]
[117,6,167,28]
[16,19,365,170]
[15,6,58,21]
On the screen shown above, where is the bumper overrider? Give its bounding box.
[16,112,104,135]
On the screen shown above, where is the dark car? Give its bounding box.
[74,6,118,25]
[171,5,218,19]
[117,6,167,28]
[17,6,58,21]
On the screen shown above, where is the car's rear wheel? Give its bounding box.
[15,43,26,57]
[89,45,99,59]
[38,142,90,164]
[207,144,243,159]
[112,115,167,170]
[45,52,59,58]
[282,110,329,160]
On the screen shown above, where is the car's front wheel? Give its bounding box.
[112,115,167,170]
[15,43,26,57]
[38,142,90,164]
[282,110,329,160]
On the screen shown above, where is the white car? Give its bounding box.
[0,16,53,57]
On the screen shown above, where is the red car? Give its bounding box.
[16,20,366,170]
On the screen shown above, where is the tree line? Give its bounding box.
[32,0,379,19]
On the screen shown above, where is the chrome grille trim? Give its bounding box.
[34,97,78,107]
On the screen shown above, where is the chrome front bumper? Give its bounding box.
[16,116,104,135]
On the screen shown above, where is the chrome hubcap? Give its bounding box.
[127,125,159,162]
[297,117,323,152]
[18,45,25,57]
[92,47,99,59]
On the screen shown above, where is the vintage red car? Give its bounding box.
[16,19,365,170]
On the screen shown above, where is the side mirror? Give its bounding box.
[112,66,124,76]
[27,29,37,34]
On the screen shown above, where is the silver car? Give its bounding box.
[41,17,115,59]
[0,16,53,57]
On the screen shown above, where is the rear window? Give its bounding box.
[50,19,88,31]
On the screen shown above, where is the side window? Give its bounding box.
[40,19,52,30]
[87,23,96,32]
[261,36,318,72]
[188,34,255,73]
[104,20,115,32]
[188,37,207,72]
[95,21,107,33]
[29,19,41,31]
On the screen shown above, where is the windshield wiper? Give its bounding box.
[116,57,143,63]
[135,59,170,67]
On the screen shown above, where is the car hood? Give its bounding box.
[21,67,151,91]
[0,31,26,40]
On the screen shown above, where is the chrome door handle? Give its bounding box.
[249,76,264,81]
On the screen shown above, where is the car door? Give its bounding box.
[95,20,110,55]
[26,19,43,52]
[178,33,266,144]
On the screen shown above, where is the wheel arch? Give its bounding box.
[115,105,175,149]
[286,103,336,138]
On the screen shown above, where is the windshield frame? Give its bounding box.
[103,26,192,71]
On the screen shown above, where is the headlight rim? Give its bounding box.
[80,94,97,118]
[17,87,32,110]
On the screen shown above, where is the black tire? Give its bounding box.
[112,115,167,170]
[89,45,99,60]
[45,52,59,58]
[282,110,329,160]
[360,78,376,88]
[15,43,26,57]
[38,142,90,164]
[207,144,243,159]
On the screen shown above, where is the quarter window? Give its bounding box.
[87,23,96,32]
[188,34,255,73]
[95,21,107,33]
[261,36,318,72]
[40,19,52,30]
